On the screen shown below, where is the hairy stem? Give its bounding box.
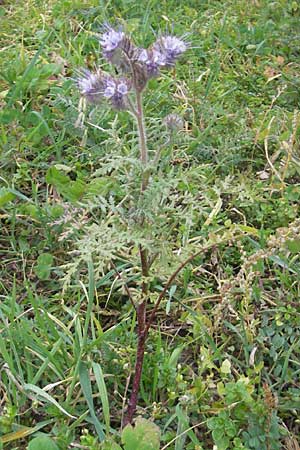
[124,91,150,425]
[123,302,146,426]
[124,246,148,425]
[136,91,149,191]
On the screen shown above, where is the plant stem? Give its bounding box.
[125,247,204,424]
[124,246,148,425]
[136,91,149,191]
[123,302,146,426]
[124,90,150,425]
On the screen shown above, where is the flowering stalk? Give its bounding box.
[136,92,149,190]
[124,90,149,426]
[75,23,188,426]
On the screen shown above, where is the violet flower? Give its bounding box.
[102,75,131,110]
[76,69,104,104]
[75,27,189,107]
[76,69,131,110]
[99,24,125,61]
[138,48,166,78]
[153,35,188,67]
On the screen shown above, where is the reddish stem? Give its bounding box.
[123,301,146,426]
[124,245,148,426]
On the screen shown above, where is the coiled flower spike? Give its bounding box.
[75,25,189,105]
[99,23,125,59]
[153,35,188,67]
[76,69,131,110]
[76,69,104,104]
[137,48,166,78]
[102,76,131,110]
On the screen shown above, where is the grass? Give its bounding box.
[0,0,300,449]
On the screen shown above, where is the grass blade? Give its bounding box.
[24,384,76,419]
[92,362,110,435]
[79,361,106,442]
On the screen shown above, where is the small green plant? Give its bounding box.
[208,379,283,450]
[121,417,160,450]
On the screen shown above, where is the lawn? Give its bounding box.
[0,0,300,449]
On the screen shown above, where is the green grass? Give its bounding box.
[0,0,300,449]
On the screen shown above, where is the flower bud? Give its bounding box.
[163,113,184,132]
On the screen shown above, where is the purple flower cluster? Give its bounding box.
[76,69,131,109]
[99,24,125,60]
[98,24,188,83]
[153,36,188,67]
[102,76,131,109]
[76,69,104,104]
[137,48,166,78]
[75,24,188,107]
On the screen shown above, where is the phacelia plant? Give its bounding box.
[75,23,189,426]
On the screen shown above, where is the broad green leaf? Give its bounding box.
[122,418,160,450]
[287,239,300,253]
[46,166,69,186]
[220,359,231,374]
[35,253,54,280]
[168,346,183,369]
[0,188,15,207]
[46,167,86,202]
[86,177,124,198]
[28,436,59,450]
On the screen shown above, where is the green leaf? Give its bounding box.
[220,359,231,374]
[286,239,300,253]
[168,346,183,369]
[86,177,124,199]
[46,167,86,202]
[166,285,177,314]
[100,440,122,450]
[0,420,52,445]
[92,362,110,435]
[0,188,15,208]
[212,428,225,442]
[122,418,160,450]
[46,166,69,186]
[235,224,259,236]
[35,253,54,280]
[24,384,76,419]
[64,179,86,202]
[79,362,105,442]
[28,436,59,450]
